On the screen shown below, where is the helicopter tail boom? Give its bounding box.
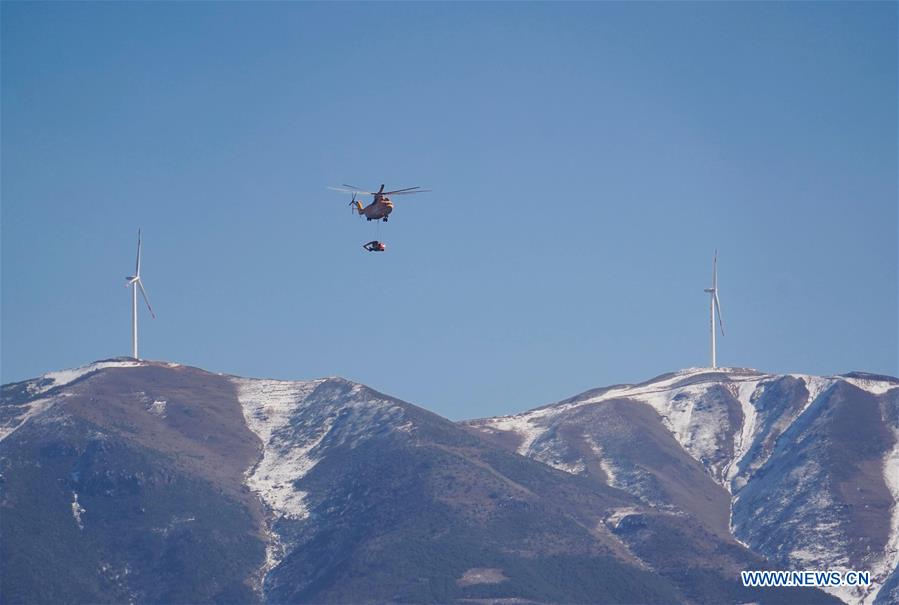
[348,195,365,214]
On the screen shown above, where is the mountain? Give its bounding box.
[465,368,899,605]
[1,361,265,604]
[0,360,886,604]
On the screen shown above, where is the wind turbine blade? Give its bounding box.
[136,229,142,276]
[712,249,717,290]
[137,280,156,319]
[714,291,724,336]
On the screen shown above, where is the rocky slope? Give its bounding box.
[0,360,869,604]
[466,367,899,605]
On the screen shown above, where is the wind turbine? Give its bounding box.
[703,250,725,368]
[125,229,155,359]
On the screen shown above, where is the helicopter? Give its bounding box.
[329,184,430,222]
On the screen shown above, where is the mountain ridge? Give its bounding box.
[465,366,899,605]
[2,358,894,604]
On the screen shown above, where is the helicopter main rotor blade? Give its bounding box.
[342,184,376,194]
[384,187,431,195]
[328,185,375,195]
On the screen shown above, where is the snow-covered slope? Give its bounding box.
[0,359,144,441]
[231,376,413,579]
[467,367,899,605]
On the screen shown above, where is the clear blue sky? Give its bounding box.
[2,2,896,420]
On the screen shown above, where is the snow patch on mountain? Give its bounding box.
[71,492,85,530]
[639,381,734,478]
[862,427,899,605]
[543,457,586,475]
[234,378,327,520]
[495,369,896,499]
[796,375,837,412]
[0,397,57,442]
[725,379,764,487]
[2,361,147,442]
[476,369,730,454]
[476,369,764,483]
[29,360,142,396]
[527,427,587,475]
[841,376,899,396]
[586,434,619,487]
[482,409,558,456]
[476,370,899,497]
[233,375,415,585]
[604,506,642,529]
[775,455,848,566]
[146,400,167,418]
[233,377,327,580]
[561,369,765,483]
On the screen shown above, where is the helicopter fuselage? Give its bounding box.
[356,197,394,221]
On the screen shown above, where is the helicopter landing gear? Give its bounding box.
[382,217,388,222]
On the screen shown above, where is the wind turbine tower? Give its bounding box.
[125,229,155,359]
[703,250,725,368]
